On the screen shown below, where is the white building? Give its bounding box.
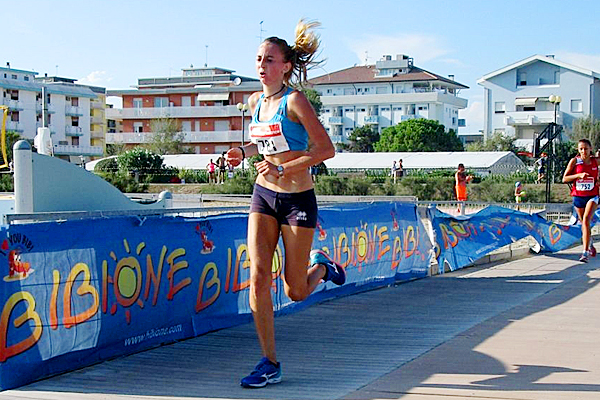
[308,54,469,146]
[477,54,600,149]
[0,65,104,160]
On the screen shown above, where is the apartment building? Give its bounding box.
[477,54,600,148]
[0,65,104,161]
[308,54,469,146]
[106,67,261,154]
[34,75,107,157]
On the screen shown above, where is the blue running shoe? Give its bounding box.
[310,249,346,285]
[240,357,282,388]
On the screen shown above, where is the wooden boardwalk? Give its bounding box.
[1,245,599,400]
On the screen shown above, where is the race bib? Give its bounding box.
[576,177,595,192]
[249,122,290,155]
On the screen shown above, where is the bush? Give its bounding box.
[314,176,348,195]
[97,172,148,193]
[178,169,209,184]
[199,175,254,194]
[94,157,118,173]
[117,148,164,179]
[0,174,13,192]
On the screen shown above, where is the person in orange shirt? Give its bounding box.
[455,163,472,213]
[455,163,472,201]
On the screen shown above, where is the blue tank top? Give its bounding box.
[248,88,308,155]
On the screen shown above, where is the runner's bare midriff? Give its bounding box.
[255,150,313,193]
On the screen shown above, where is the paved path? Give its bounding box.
[1,245,599,400]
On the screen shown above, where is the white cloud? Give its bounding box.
[439,58,467,68]
[348,33,450,65]
[77,71,113,86]
[555,51,600,73]
[459,100,484,134]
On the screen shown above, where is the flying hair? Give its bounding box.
[263,18,324,87]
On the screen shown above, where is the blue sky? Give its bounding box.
[4,0,600,133]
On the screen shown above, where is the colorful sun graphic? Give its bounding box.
[106,239,145,324]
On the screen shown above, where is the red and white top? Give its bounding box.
[571,156,599,197]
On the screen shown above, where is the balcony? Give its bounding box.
[90,130,105,139]
[65,126,83,136]
[328,116,343,125]
[1,99,23,111]
[330,135,344,143]
[5,121,23,132]
[91,116,104,125]
[364,115,379,125]
[90,101,104,109]
[36,102,57,114]
[503,110,562,126]
[65,106,84,116]
[400,115,416,122]
[53,144,104,157]
[106,105,243,120]
[106,130,249,144]
[320,91,468,109]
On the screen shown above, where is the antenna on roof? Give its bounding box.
[259,21,265,43]
[364,51,369,65]
[204,45,208,67]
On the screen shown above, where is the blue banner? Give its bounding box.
[0,201,430,390]
[430,205,582,273]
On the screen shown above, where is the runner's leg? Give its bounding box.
[247,212,281,363]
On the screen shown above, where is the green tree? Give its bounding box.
[375,118,463,152]
[466,131,520,152]
[569,115,600,149]
[105,143,126,156]
[148,116,187,155]
[338,125,380,152]
[302,88,322,116]
[117,147,164,179]
[4,131,22,164]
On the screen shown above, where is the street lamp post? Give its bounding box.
[546,95,562,203]
[236,102,248,171]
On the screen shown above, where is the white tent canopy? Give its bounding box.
[324,151,526,175]
[87,151,526,176]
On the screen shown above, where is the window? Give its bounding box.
[133,122,144,133]
[494,102,505,113]
[133,98,143,108]
[11,74,17,80]
[72,137,79,146]
[518,72,527,86]
[554,71,560,84]
[571,99,583,113]
[10,111,19,122]
[71,97,79,107]
[24,76,29,81]
[72,117,79,127]
[154,97,168,108]
[344,108,353,112]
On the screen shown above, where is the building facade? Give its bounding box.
[0,65,105,160]
[308,54,469,146]
[106,67,261,154]
[477,54,600,147]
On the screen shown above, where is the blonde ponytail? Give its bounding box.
[263,18,324,87]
